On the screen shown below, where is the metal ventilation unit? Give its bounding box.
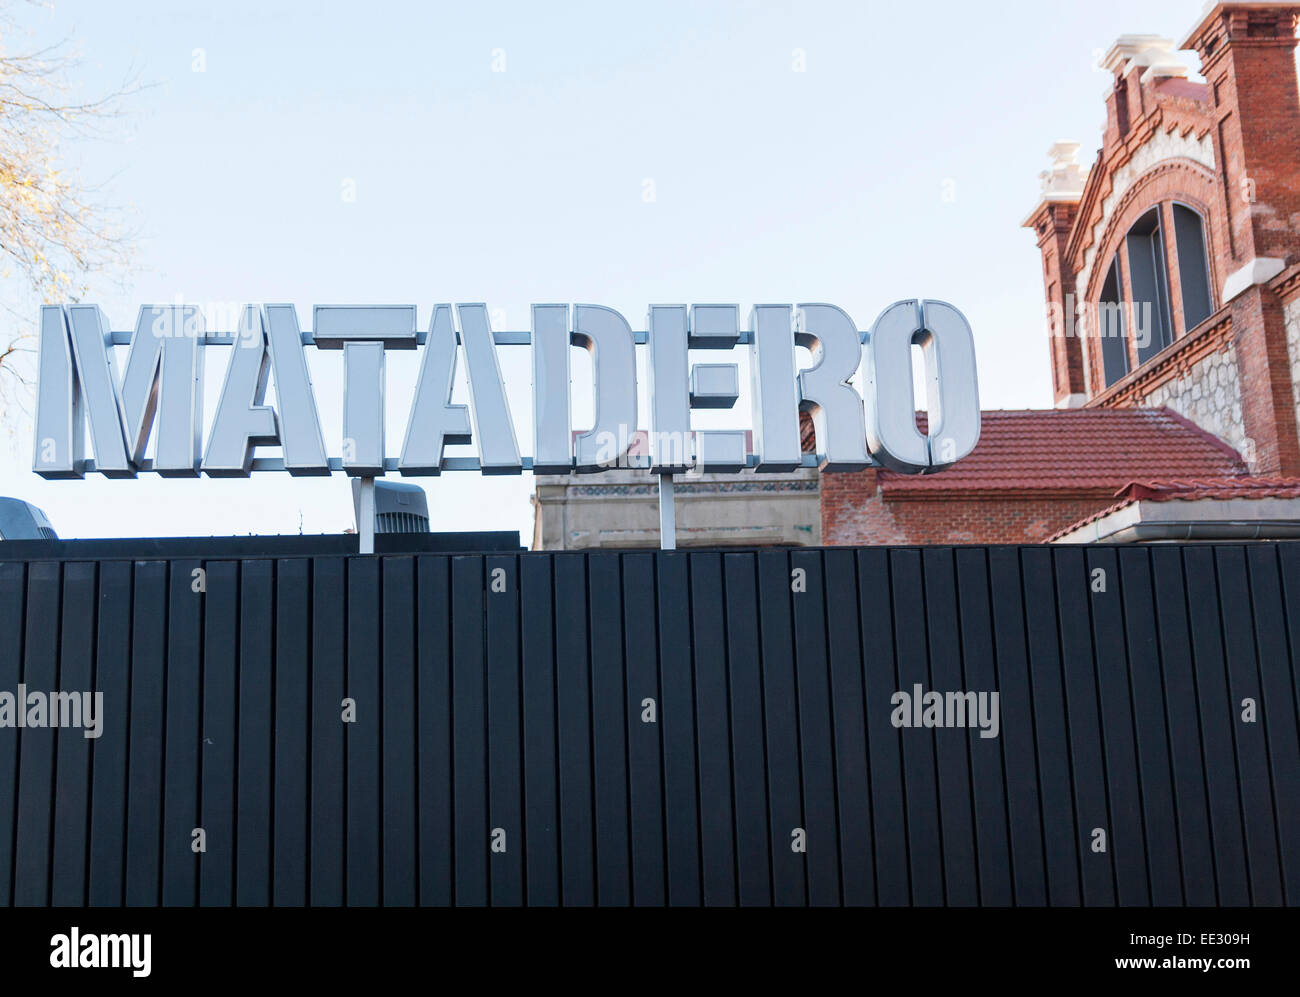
[0,498,58,540]
[351,479,430,535]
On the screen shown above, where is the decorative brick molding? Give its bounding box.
[1071,127,1216,300]
[1269,259,1300,301]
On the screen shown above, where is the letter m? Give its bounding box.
[33,304,205,478]
[101,934,131,969]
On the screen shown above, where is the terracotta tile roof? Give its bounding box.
[870,407,1247,495]
[1048,476,1300,540]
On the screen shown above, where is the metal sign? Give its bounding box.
[32,300,980,480]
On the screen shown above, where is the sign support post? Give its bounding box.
[358,476,376,555]
[658,473,676,550]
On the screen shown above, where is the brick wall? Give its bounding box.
[820,470,1114,545]
[1026,200,1087,404]
[1188,4,1300,267]
[1182,3,1300,474]
[1228,284,1300,473]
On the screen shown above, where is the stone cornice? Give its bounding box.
[1022,197,1079,240]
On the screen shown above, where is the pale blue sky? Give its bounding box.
[0,0,1215,543]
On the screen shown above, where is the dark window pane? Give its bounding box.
[1173,203,1213,330]
[1126,208,1174,364]
[1098,256,1128,387]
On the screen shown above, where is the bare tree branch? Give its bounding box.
[0,0,140,418]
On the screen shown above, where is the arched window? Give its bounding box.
[1126,207,1174,363]
[1092,200,1217,390]
[1172,203,1213,330]
[1098,255,1128,387]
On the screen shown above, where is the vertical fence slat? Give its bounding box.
[1181,546,1252,905]
[954,548,1013,907]
[1214,546,1283,905]
[1150,546,1233,905]
[1251,545,1300,904]
[1020,548,1080,906]
[124,561,167,906]
[416,556,453,906]
[553,553,594,906]
[1084,547,1150,906]
[520,554,558,906]
[757,550,806,907]
[197,561,237,907]
[451,555,488,907]
[724,552,774,906]
[381,557,417,907]
[160,559,202,907]
[234,560,273,906]
[656,551,700,906]
[791,550,841,906]
[273,558,310,907]
[88,560,133,906]
[1116,547,1184,906]
[823,549,873,906]
[922,548,979,907]
[590,552,630,906]
[486,554,523,907]
[345,558,381,906]
[0,563,24,906]
[891,548,944,905]
[1278,546,1300,730]
[691,552,737,905]
[986,548,1046,907]
[14,561,60,906]
[623,552,666,906]
[51,562,96,907]
[1053,548,1115,907]
[309,557,346,906]
[857,549,909,906]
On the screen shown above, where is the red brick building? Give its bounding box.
[816,409,1248,544]
[821,1,1300,545]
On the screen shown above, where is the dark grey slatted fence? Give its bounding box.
[1,544,1299,907]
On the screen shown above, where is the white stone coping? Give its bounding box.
[1222,257,1286,303]
[1052,494,1300,542]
